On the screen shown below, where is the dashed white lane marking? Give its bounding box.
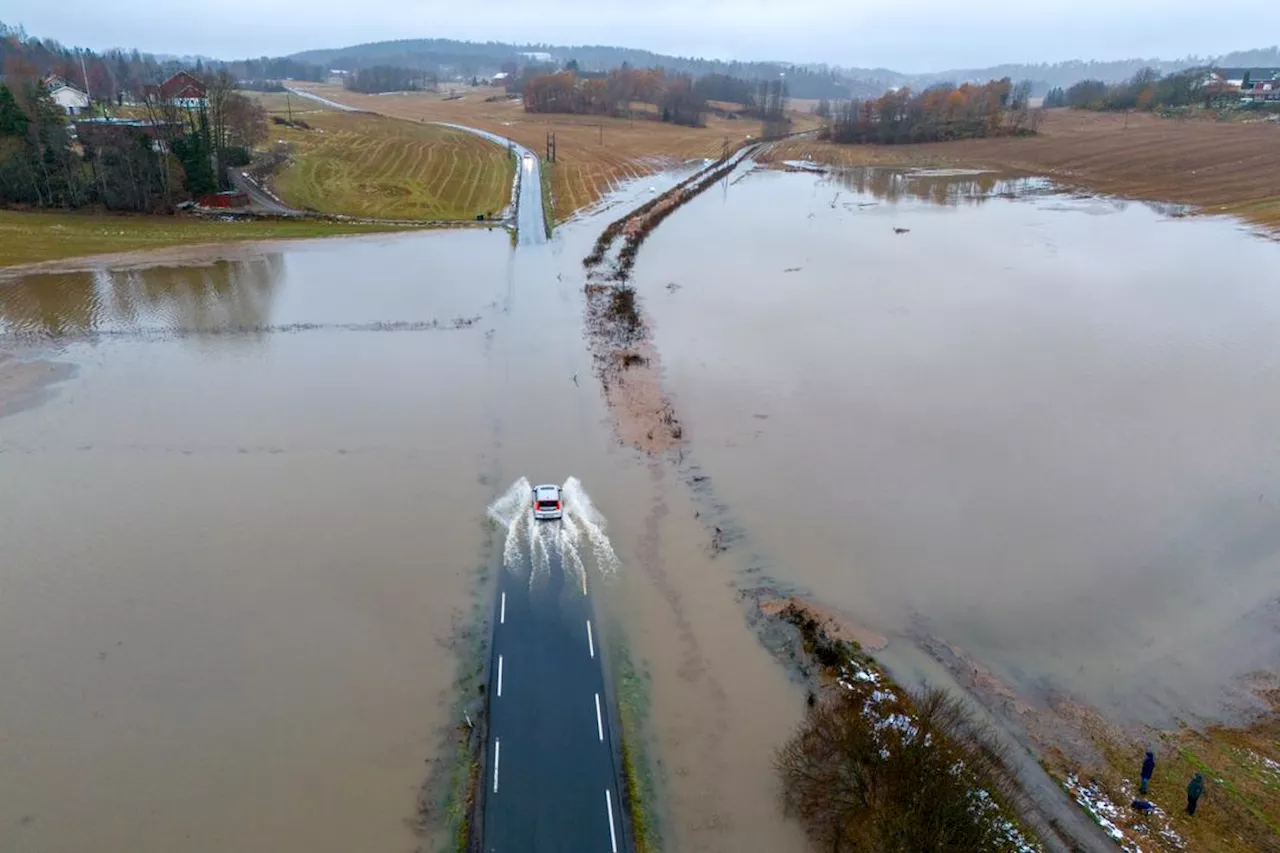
[606,789,618,853]
[586,620,595,659]
[497,655,504,698]
[595,692,604,742]
[500,592,506,624]
[493,738,501,793]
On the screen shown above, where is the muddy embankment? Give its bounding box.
[573,158,1142,852]
[581,143,757,455]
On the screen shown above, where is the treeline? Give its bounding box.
[522,67,790,128]
[0,21,323,107]
[292,37,851,98]
[821,78,1039,145]
[0,71,266,213]
[1047,66,1235,111]
[524,67,702,125]
[342,65,437,94]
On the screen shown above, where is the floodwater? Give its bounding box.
[0,178,805,853]
[8,160,1277,853]
[632,165,1280,725]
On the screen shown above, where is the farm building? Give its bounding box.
[143,71,208,109]
[47,80,90,115]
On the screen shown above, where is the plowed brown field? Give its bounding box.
[760,109,1280,232]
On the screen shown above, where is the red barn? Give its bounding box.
[146,71,208,108]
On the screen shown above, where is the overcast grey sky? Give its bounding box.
[3,0,1271,71]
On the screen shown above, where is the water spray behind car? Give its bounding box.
[487,477,621,588]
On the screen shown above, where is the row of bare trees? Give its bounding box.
[1051,66,1245,111]
[821,78,1040,145]
[521,66,794,129]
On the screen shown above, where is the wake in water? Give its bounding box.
[487,477,621,589]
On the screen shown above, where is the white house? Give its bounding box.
[49,83,90,116]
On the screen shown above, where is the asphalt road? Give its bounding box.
[433,122,547,246]
[483,532,626,852]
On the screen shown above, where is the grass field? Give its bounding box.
[1037,688,1280,853]
[258,104,514,220]
[0,209,424,268]
[759,109,1280,233]
[287,83,818,221]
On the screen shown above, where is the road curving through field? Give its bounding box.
[285,87,546,244]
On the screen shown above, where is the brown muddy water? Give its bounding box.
[0,180,805,853]
[633,165,1280,726]
[8,162,1277,853]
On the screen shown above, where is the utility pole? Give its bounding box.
[78,49,92,108]
[546,132,556,163]
[287,90,293,123]
[598,121,603,144]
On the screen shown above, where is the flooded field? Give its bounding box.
[5,161,1278,853]
[0,180,803,853]
[632,165,1280,726]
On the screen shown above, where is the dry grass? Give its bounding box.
[0,209,423,268]
[760,108,1280,232]
[1037,689,1280,853]
[287,82,818,221]
[256,105,513,220]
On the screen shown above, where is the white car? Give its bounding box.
[532,484,563,520]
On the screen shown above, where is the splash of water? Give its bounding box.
[561,476,621,575]
[487,476,533,569]
[485,476,621,584]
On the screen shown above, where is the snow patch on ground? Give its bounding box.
[1119,779,1184,850]
[1064,774,1144,853]
[1248,750,1280,779]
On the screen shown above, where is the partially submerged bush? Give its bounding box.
[777,678,1036,853]
[608,285,642,336]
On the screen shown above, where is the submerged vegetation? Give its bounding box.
[611,637,661,853]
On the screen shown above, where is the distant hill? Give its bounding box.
[290,39,853,99]
[901,47,1280,94]
[291,38,1280,100]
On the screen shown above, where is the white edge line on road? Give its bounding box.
[586,620,595,659]
[493,738,500,793]
[606,789,618,853]
[500,592,506,624]
[595,692,604,742]
[497,655,504,698]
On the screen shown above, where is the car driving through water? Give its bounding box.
[532,483,563,520]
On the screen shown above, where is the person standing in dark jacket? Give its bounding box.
[1140,751,1155,794]
[1186,772,1205,815]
